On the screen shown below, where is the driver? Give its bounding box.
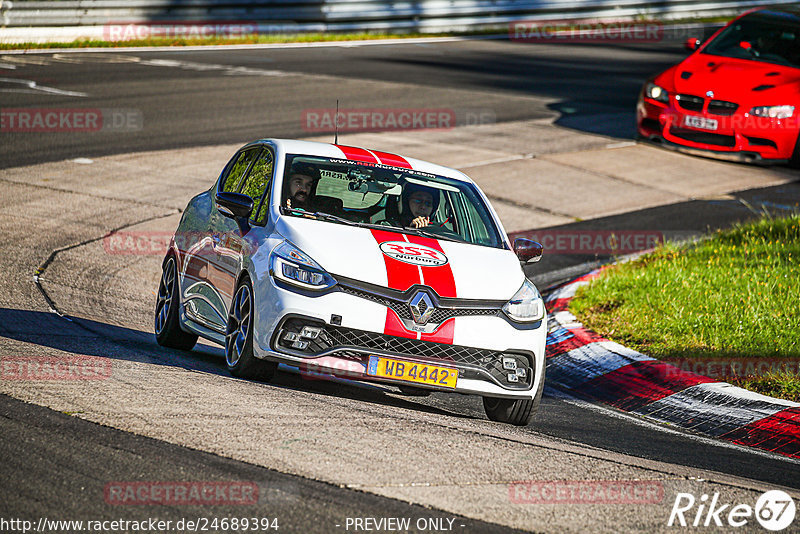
[399,183,439,229]
[283,162,319,210]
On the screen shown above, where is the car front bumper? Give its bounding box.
[637,96,799,164]
[251,277,547,399]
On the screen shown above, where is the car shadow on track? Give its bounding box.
[0,307,469,420]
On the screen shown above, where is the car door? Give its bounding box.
[185,147,260,332]
[211,146,275,319]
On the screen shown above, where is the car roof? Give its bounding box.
[246,138,476,185]
[748,5,800,22]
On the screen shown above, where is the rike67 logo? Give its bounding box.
[668,490,796,531]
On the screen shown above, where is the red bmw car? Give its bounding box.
[637,6,800,165]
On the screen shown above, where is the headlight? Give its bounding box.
[645,82,669,104]
[503,279,545,323]
[270,241,336,291]
[750,105,795,119]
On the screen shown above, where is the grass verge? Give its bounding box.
[569,214,800,402]
[0,31,490,50]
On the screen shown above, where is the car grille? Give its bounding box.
[676,94,704,112]
[669,127,736,148]
[274,317,533,389]
[338,285,500,323]
[708,100,738,116]
[676,94,739,117]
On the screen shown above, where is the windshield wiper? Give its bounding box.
[311,212,360,226]
[409,228,464,244]
[281,206,360,226]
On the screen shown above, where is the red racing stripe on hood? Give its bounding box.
[370,229,457,345]
[405,235,457,298]
[369,229,421,292]
[370,150,411,168]
[335,145,379,164]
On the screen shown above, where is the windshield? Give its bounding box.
[702,12,800,68]
[279,154,505,249]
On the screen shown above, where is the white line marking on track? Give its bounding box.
[135,58,294,76]
[0,77,88,97]
[0,55,54,65]
[605,141,637,149]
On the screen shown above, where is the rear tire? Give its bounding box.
[154,255,198,351]
[789,133,800,169]
[225,276,276,381]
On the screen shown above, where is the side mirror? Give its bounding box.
[513,238,543,264]
[216,192,254,219]
[685,37,700,51]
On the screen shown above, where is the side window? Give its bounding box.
[439,193,459,234]
[461,198,492,245]
[221,149,259,193]
[240,149,275,225]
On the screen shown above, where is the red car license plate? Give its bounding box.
[684,115,718,131]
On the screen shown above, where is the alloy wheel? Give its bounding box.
[226,284,252,367]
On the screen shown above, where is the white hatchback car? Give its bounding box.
[155,139,546,425]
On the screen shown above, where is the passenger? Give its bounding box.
[283,163,319,210]
[398,183,439,229]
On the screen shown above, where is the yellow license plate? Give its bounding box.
[367,356,458,389]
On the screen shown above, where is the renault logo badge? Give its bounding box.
[409,291,435,325]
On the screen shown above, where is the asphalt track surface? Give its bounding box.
[2,37,800,532]
[2,38,691,169]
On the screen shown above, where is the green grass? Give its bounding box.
[569,214,800,401]
[0,31,493,50]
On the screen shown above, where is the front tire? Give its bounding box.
[225,276,276,381]
[155,255,198,351]
[483,396,536,426]
[398,385,432,397]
